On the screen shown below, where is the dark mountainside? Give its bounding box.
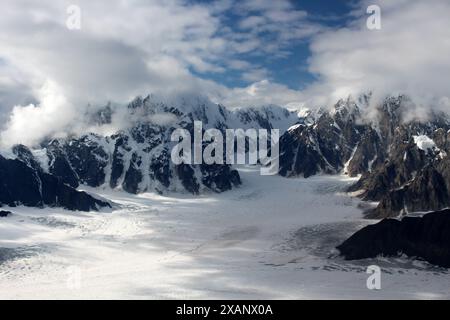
[0,148,110,212]
[337,209,450,267]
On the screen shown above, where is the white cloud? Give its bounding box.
[0,62,34,125]
[1,0,450,147]
[224,0,450,113]
[0,0,232,146]
[239,16,266,29]
[304,0,450,111]
[1,80,78,147]
[223,80,305,108]
[241,68,270,82]
[231,0,323,56]
[227,59,253,70]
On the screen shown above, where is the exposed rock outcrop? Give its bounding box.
[337,209,450,268]
[0,153,111,212]
[0,210,12,217]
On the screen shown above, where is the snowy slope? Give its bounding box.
[1,167,448,299]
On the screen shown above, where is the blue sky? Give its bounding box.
[263,0,354,89]
[193,0,355,90]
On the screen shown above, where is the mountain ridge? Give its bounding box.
[1,92,449,216]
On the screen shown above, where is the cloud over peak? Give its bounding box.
[305,0,450,109]
[0,0,450,147]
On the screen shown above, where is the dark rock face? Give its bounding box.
[149,148,172,189]
[354,133,450,218]
[367,165,450,219]
[201,164,241,192]
[109,133,129,189]
[64,135,109,187]
[12,144,42,170]
[345,129,383,176]
[46,140,79,188]
[177,164,200,194]
[122,152,143,194]
[337,209,450,268]
[0,210,12,217]
[0,155,44,207]
[279,96,381,178]
[0,154,111,212]
[279,124,328,178]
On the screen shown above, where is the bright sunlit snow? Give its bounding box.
[413,135,438,152]
[0,167,449,299]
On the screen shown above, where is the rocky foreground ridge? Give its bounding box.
[337,209,450,267]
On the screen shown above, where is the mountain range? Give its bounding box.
[1,93,449,219]
[280,94,450,218]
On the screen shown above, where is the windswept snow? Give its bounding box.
[287,123,302,132]
[0,167,449,299]
[31,148,50,172]
[413,135,438,152]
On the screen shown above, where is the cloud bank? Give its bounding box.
[0,0,449,147]
[303,0,450,110]
[0,0,322,146]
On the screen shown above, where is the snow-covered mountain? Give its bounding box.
[0,94,300,210]
[278,94,450,218]
[1,92,450,217]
